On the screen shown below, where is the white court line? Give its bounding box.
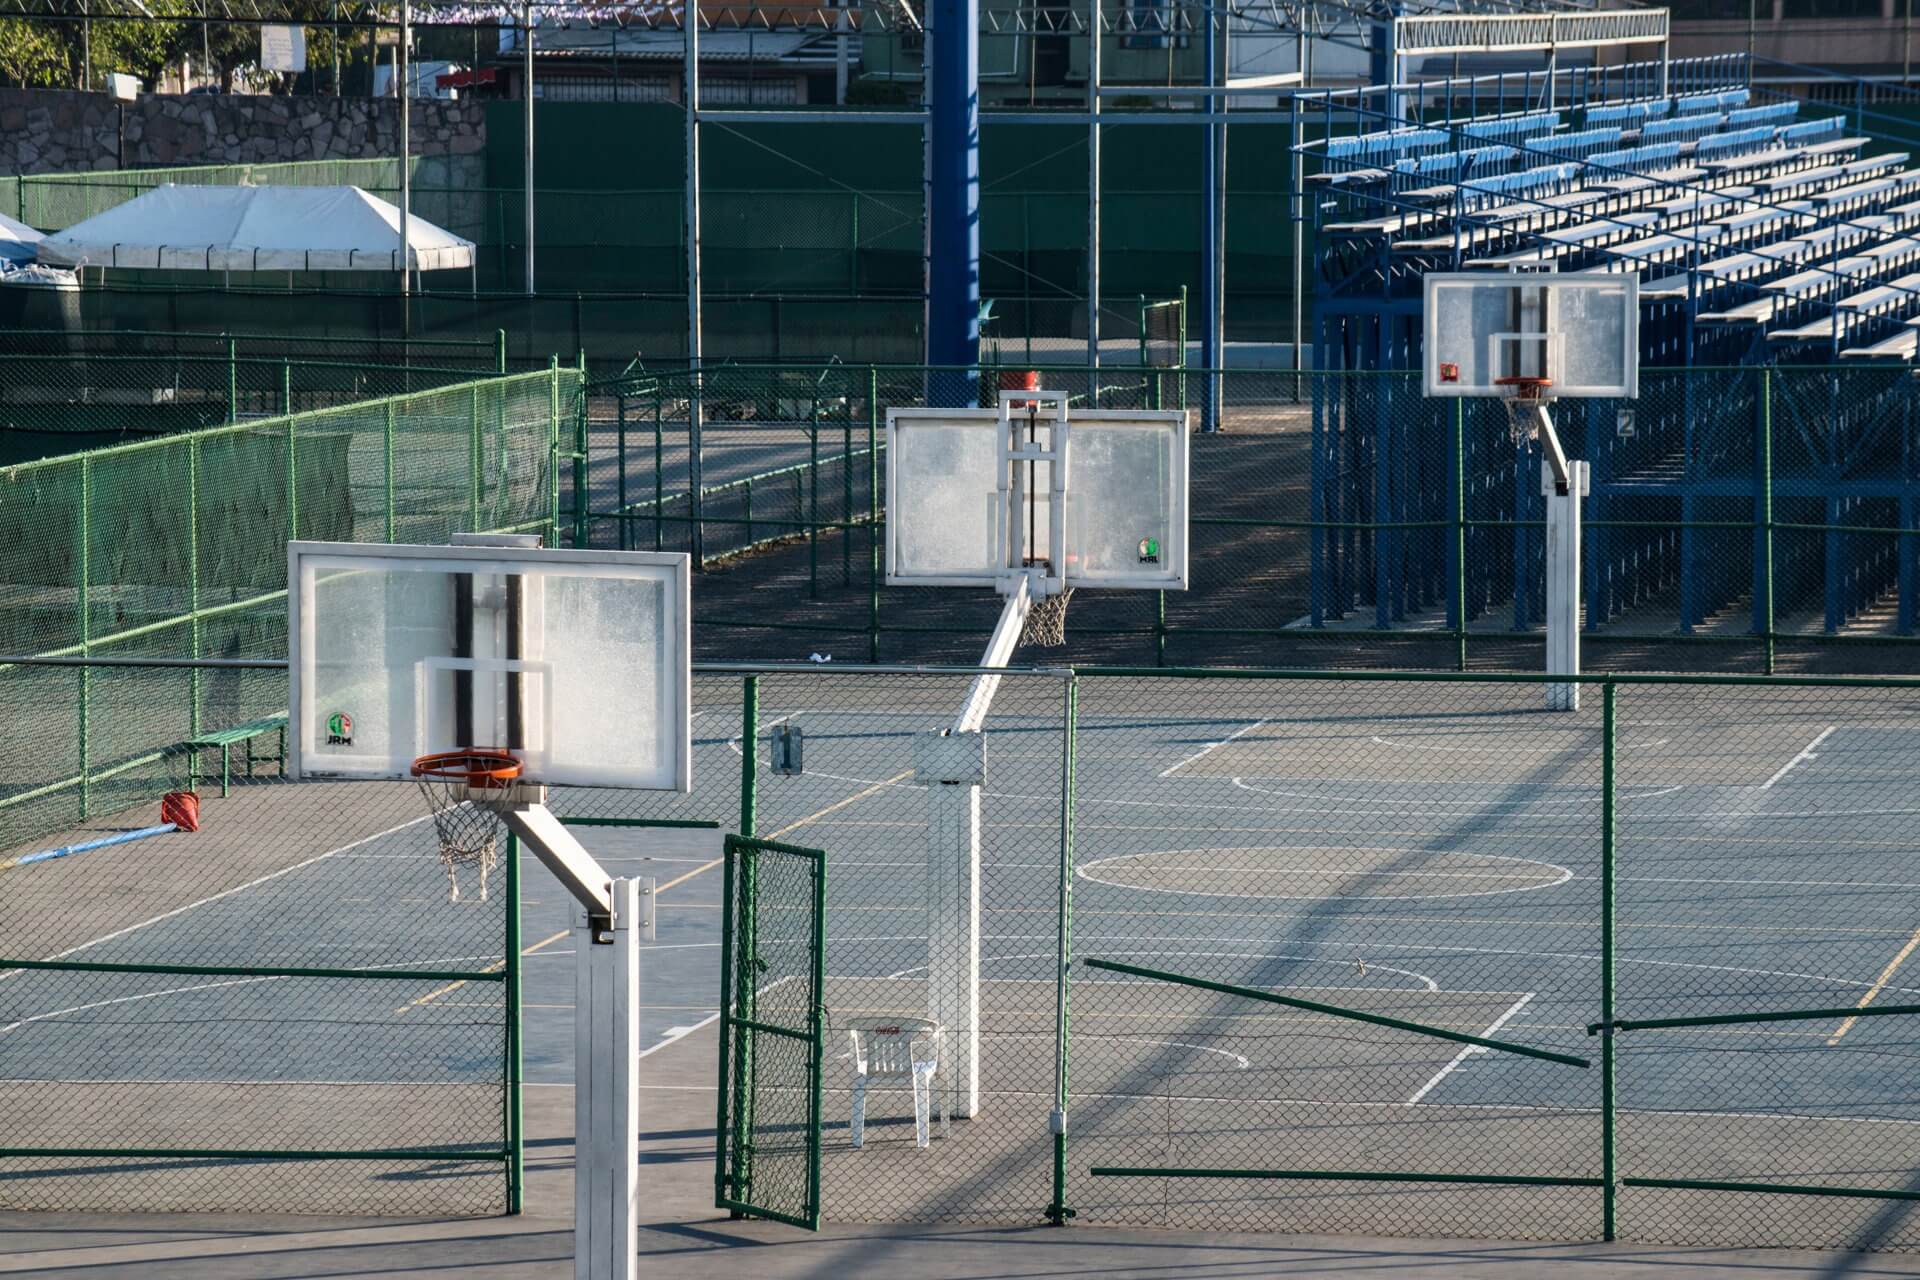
[637,974,796,1061]
[1760,725,1836,790]
[638,1014,717,1059]
[0,811,438,988]
[1159,720,1267,778]
[1404,992,1536,1106]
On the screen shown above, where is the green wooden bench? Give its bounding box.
[183,713,289,797]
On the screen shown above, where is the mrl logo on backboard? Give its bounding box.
[326,712,354,747]
[1137,536,1161,565]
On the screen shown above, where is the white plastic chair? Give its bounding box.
[846,1016,947,1149]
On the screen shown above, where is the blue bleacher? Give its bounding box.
[1727,101,1798,129]
[1535,127,1626,162]
[1588,141,1685,175]
[1305,63,1917,642]
[1695,126,1777,162]
[1642,114,1726,144]
[1459,111,1560,146]
[1781,117,1845,146]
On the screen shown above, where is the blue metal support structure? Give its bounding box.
[1199,0,1223,431]
[927,0,981,398]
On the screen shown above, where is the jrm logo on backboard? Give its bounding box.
[1137,536,1160,565]
[325,712,354,747]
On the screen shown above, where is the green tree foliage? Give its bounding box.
[0,18,75,87]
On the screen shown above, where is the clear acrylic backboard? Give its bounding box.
[1423,272,1639,399]
[288,541,691,789]
[885,407,1190,591]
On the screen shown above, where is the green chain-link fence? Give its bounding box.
[582,364,1920,674]
[0,365,579,861]
[10,656,1920,1243]
[0,349,520,466]
[692,665,1920,1248]
[0,656,519,1216]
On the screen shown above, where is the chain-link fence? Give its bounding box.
[582,363,1920,674]
[0,365,578,861]
[694,664,1920,1248]
[10,657,1920,1243]
[0,657,515,1216]
[0,327,510,371]
[0,351,521,466]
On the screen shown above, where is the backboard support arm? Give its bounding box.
[502,800,620,937]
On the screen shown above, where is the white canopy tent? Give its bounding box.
[0,209,42,266]
[36,184,475,274]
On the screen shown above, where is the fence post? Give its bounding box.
[1452,397,1468,671]
[808,399,820,597]
[384,402,397,542]
[1760,369,1776,676]
[741,675,758,838]
[654,396,664,552]
[868,367,881,663]
[549,359,562,545]
[495,328,508,375]
[505,829,525,1213]
[226,336,238,424]
[188,436,201,738]
[1046,675,1079,1225]
[617,394,630,551]
[573,360,588,548]
[470,385,483,535]
[281,358,292,416]
[1601,679,1618,1240]
[77,456,90,821]
[287,404,299,542]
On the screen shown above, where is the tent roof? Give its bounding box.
[0,208,42,266]
[36,184,475,273]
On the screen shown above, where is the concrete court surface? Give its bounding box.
[5,1022,1920,1280]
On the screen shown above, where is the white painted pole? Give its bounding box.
[574,878,640,1280]
[1544,458,1588,713]
[919,731,983,1119]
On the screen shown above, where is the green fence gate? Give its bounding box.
[717,833,828,1230]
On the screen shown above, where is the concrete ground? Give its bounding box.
[6,1022,1920,1278]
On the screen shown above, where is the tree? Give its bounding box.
[95,0,191,89]
[0,18,76,88]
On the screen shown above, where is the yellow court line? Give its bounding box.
[395,927,571,1015]
[1827,923,1920,1045]
[653,769,917,896]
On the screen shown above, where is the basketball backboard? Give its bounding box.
[885,403,1190,592]
[1423,272,1639,399]
[288,541,691,790]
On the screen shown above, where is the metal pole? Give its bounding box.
[1046,675,1078,1225]
[400,0,411,302]
[741,675,758,836]
[1600,680,1618,1240]
[836,0,850,104]
[505,829,524,1213]
[524,0,536,295]
[1290,89,1303,378]
[1200,0,1219,431]
[927,0,982,381]
[1761,368,1775,675]
[684,0,704,563]
[1088,0,1101,385]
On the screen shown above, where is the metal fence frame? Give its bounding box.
[583,362,1920,673]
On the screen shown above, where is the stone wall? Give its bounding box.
[0,89,486,175]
